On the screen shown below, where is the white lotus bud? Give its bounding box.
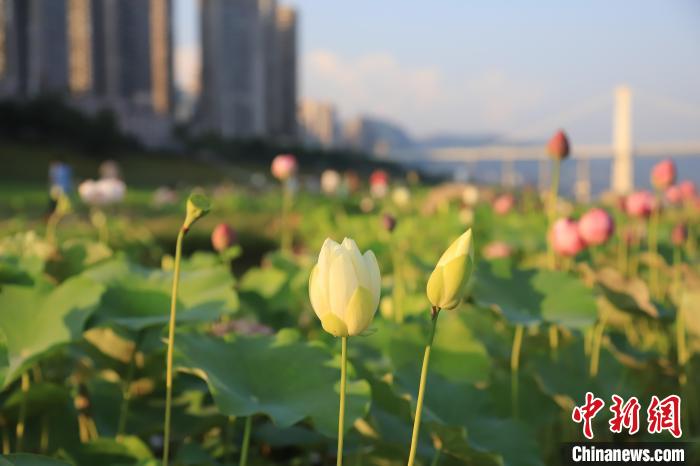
[309,238,381,337]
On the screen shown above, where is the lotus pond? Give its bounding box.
[0,157,698,466]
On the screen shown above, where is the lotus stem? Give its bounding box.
[16,372,30,452]
[281,180,293,253]
[392,242,404,323]
[337,336,348,466]
[239,416,253,466]
[117,340,139,438]
[45,211,61,245]
[1,422,9,454]
[407,309,440,466]
[429,447,442,466]
[676,301,687,387]
[648,196,660,298]
[163,227,185,466]
[510,324,524,418]
[548,324,559,361]
[547,159,561,269]
[618,229,628,277]
[589,314,608,378]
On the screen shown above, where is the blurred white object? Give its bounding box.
[459,207,474,225]
[321,169,341,195]
[359,196,375,213]
[392,186,411,207]
[152,186,178,207]
[461,184,479,206]
[79,178,126,206]
[99,160,121,180]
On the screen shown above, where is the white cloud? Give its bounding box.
[303,49,546,137]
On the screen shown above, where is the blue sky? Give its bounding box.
[175,0,700,143]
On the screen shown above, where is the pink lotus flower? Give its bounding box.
[381,213,397,232]
[625,191,656,218]
[578,208,615,246]
[679,180,697,201]
[211,223,237,252]
[493,194,514,215]
[650,159,676,191]
[665,185,683,205]
[547,129,570,160]
[369,170,389,198]
[483,241,512,260]
[271,154,297,181]
[671,223,687,247]
[550,218,585,257]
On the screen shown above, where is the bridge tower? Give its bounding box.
[611,86,633,194]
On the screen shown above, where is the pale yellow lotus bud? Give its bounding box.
[426,229,474,310]
[309,238,381,337]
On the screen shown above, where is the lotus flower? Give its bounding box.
[271,154,297,181]
[493,194,514,215]
[578,208,614,246]
[547,130,570,160]
[625,191,656,218]
[679,180,696,201]
[462,185,479,206]
[321,169,341,195]
[308,238,381,337]
[483,241,512,260]
[427,229,474,310]
[671,224,687,247]
[78,178,126,206]
[211,223,237,252]
[381,213,397,232]
[665,185,683,205]
[651,159,676,191]
[369,170,389,199]
[550,218,585,256]
[392,186,411,207]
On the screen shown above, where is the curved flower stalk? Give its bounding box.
[407,229,473,466]
[162,193,210,466]
[309,238,381,466]
[45,189,72,245]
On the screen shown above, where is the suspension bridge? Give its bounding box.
[397,86,700,201]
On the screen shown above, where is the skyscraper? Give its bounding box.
[198,0,266,138]
[90,0,173,114]
[298,99,338,148]
[67,0,92,94]
[24,0,70,96]
[266,4,297,141]
[198,0,297,140]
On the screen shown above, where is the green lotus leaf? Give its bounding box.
[175,332,371,437]
[0,275,105,387]
[0,455,72,466]
[83,257,238,331]
[473,261,597,329]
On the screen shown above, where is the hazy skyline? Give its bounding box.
[175,0,700,144]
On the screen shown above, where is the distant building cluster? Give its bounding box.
[0,0,298,147]
[298,98,413,158]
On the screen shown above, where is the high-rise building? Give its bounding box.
[90,0,173,114]
[198,0,297,140]
[67,0,92,94]
[198,0,266,138]
[24,0,70,96]
[298,99,338,148]
[266,4,297,141]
